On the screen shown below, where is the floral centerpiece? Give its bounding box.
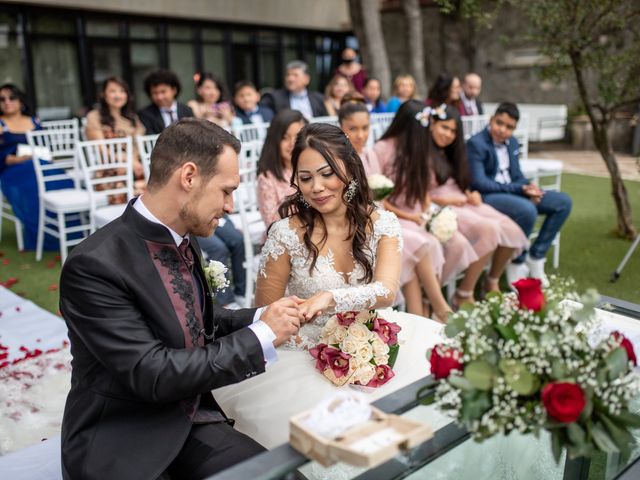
[203,260,230,295]
[367,174,394,201]
[426,205,457,243]
[310,310,401,388]
[426,277,640,461]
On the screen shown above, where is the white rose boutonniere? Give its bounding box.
[203,260,230,295]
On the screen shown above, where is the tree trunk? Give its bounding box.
[401,0,428,97]
[570,50,637,238]
[349,0,392,96]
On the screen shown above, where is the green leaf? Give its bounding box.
[444,315,466,338]
[551,358,568,380]
[611,410,640,429]
[387,343,400,369]
[485,290,502,301]
[464,360,494,391]
[599,413,633,459]
[606,347,629,380]
[461,390,491,423]
[551,429,563,464]
[494,324,518,341]
[579,396,594,422]
[499,359,540,395]
[592,423,620,453]
[448,374,474,391]
[567,423,586,446]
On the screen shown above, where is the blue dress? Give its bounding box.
[0,118,74,251]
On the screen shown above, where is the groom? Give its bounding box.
[59,119,304,480]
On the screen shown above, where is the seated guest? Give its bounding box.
[232,81,274,125]
[138,69,194,134]
[85,76,146,195]
[459,72,484,116]
[334,47,367,93]
[259,60,328,119]
[323,74,353,116]
[467,102,572,285]
[362,78,387,113]
[338,94,381,175]
[188,72,234,129]
[426,73,461,109]
[386,74,418,113]
[197,215,246,308]
[0,83,72,251]
[256,110,308,228]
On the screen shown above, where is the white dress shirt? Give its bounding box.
[493,141,512,184]
[160,101,179,128]
[133,196,278,366]
[460,90,479,116]
[289,89,314,120]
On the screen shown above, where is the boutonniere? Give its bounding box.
[203,260,230,294]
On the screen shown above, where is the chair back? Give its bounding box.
[136,133,160,181]
[27,128,80,197]
[234,140,262,213]
[462,114,530,161]
[40,118,79,134]
[368,112,396,146]
[232,122,269,144]
[76,137,133,230]
[310,115,339,126]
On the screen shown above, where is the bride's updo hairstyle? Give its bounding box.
[278,123,376,282]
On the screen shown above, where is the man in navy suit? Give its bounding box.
[138,70,194,134]
[232,81,274,125]
[467,102,572,285]
[259,60,328,119]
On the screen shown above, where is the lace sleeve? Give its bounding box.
[328,211,402,312]
[254,219,299,307]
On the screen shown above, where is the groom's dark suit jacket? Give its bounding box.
[59,201,265,480]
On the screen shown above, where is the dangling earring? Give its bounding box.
[298,192,310,208]
[344,179,358,203]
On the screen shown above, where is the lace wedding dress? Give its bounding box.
[212,210,446,451]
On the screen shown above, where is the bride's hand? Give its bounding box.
[299,291,335,321]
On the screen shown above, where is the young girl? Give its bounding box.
[323,74,353,117]
[188,72,234,128]
[386,74,418,113]
[337,94,381,175]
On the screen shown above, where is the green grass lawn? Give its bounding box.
[0,172,638,314]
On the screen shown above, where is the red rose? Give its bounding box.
[513,278,545,312]
[612,331,637,366]
[372,317,402,345]
[541,382,586,423]
[429,345,463,380]
[366,364,395,387]
[336,311,358,327]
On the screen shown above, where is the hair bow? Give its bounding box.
[414,103,448,127]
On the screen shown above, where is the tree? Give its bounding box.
[439,0,640,238]
[402,0,428,97]
[348,0,392,95]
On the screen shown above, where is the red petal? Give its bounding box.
[2,259,9,265]
[48,284,58,291]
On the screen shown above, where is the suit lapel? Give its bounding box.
[483,128,499,177]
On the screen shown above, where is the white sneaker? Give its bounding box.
[526,257,549,287]
[506,262,530,289]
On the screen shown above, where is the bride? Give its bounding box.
[213,123,444,449]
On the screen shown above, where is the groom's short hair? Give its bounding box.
[147,118,241,191]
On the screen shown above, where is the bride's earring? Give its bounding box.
[298,192,310,208]
[344,179,358,203]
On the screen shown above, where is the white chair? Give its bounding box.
[368,112,395,146]
[41,118,79,134]
[136,134,160,182]
[232,123,269,144]
[0,187,24,251]
[310,115,339,126]
[76,137,133,232]
[27,129,92,262]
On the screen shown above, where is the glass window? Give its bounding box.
[231,45,254,86]
[86,19,120,37]
[29,15,75,35]
[259,48,279,89]
[169,43,196,102]
[91,44,123,100]
[32,39,82,117]
[130,22,157,39]
[0,14,23,87]
[283,33,298,47]
[232,30,252,43]
[203,44,226,80]
[202,28,223,42]
[257,30,277,45]
[168,24,193,41]
[131,42,160,109]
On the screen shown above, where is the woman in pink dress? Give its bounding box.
[338,94,381,176]
[373,101,463,321]
[257,109,308,229]
[423,103,528,304]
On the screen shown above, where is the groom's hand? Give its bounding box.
[260,296,305,347]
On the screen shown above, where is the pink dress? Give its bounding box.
[360,148,382,176]
[429,150,528,260]
[257,169,296,229]
[374,139,477,285]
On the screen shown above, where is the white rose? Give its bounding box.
[356,311,372,324]
[352,363,376,385]
[341,336,359,355]
[322,317,339,341]
[367,174,394,190]
[371,338,390,356]
[348,323,373,342]
[355,342,374,365]
[334,325,348,343]
[428,207,458,243]
[322,334,337,346]
[374,354,390,365]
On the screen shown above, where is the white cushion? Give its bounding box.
[42,189,90,211]
[93,204,127,228]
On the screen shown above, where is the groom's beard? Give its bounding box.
[179,191,222,238]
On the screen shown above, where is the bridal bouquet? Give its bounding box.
[203,260,230,293]
[310,310,401,388]
[425,277,640,461]
[367,174,394,201]
[426,205,457,243]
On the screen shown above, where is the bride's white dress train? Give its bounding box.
[213,210,445,448]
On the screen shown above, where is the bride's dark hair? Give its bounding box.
[278,123,376,282]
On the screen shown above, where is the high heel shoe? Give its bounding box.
[452,288,474,311]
